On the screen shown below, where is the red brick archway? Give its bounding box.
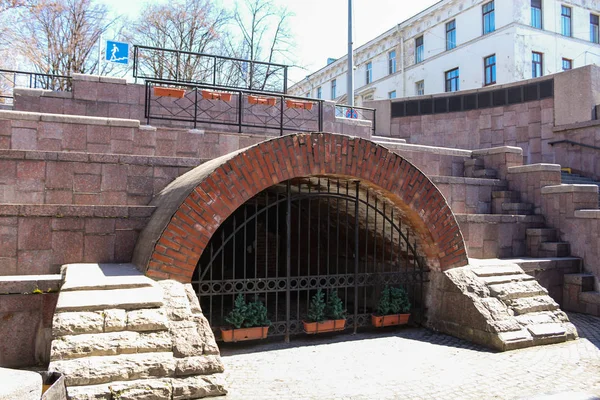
[136,133,467,282]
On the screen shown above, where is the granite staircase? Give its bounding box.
[48,263,227,400]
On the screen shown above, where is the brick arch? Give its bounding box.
[134,132,468,282]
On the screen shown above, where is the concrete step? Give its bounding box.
[506,295,559,315]
[488,280,548,300]
[538,242,571,257]
[61,263,154,292]
[473,168,497,178]
[526,228,557,242]
[55,286,164,312]
[500,202,533,215]
[50,331,172,361]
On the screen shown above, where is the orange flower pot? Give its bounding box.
[220,326,269,342]
[201,90,233,102]
[153,87,186,99]
[285,100,314,111]
[303,319,346,334]
[371,313,410,327]
[248,95,277,106]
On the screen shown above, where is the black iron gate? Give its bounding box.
[192,177,427,341]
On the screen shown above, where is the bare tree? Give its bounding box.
[0,0,120,86]
[129,0,230,83]
[226,0,295,92]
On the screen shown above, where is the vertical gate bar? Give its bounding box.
[244,206,247,283]
[390,208,394,277]
[336,192,340,279]
[373,196,377,283]
[285,181,292,343]
[315,178,321,314]
[345,181,349,323]
[382,203,386,275]
[327,179,331,276]
[221,229,225,322]
[354,180,360,333]
[209,243,213,326]
[213,56,217,86]
[297,182,301,327]
[307,182,311,314]
[413,238,418,321]
[364,190,369,314]
[193,88,198,129]
[233,216,237,306]
[280,95,284,136]
[255,197,260,306]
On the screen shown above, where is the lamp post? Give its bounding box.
[347,0,354,107]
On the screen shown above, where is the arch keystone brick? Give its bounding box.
[133,132,468,282]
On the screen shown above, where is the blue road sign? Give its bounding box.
[106,40,129,64]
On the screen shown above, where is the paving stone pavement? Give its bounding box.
[220,313,600,400]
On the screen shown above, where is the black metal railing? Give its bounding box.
[549,140,600,152]
[0,69,72,104]
[335,104,376,135]
[145,80,323,135]
[133,45,289,94]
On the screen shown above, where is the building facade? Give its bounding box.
[289,0,600,104]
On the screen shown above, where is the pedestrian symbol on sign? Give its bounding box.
[105,41,129,64]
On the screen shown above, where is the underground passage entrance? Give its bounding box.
[192,176,428,341]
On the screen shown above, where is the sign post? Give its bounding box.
[105,40,129,65]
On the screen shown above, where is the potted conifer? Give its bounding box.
[221,294,271,342]
[372,286,411,327]
[303,290,346,334]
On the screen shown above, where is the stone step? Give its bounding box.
[508,257,582,273]
[539,242,571,257]
[526,323,567,340]
[514,310,569,326]
[66,375,227,400]
[500,202,533,214]
[492,191,520,201]
[51,331,172,361]
[564,273,595,292]
[52,308,169,336]
[488,280,548,300]
[526,228,557,242]
[50,352,176,386]
[480,273,536,285]
[473,168,497,178]
[61,263,154,292]
[55,286,164,312]
[471,263,525,277]
[506,295,559,315]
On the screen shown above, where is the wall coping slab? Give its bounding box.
[541,184,599,194]
[574,210,600,219]
[0,110,140,128]
[472,146,523,156]
[508,164,562,174]
[0,275,62,294]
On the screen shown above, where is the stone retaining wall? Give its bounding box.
[0,205,153,275]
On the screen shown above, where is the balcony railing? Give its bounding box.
[145,80,323,135]
[133,45,289,94]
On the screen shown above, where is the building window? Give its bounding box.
[484,54,496,86]
[388,50,397,74]
[445,68,459,92]
[331,79,336,99]
[531,0,542,29]
[446,20,456,50]
[532,52,543,78]
[415,36,424,63]
[317,86,322,99]
[482,1,495,35]
[591,14,600,44]
[415,81,424,96]
[562,58,572,71]
[561,6,572,37]
[306,92,310,98]
[366,62,373,84]
[388,91,396,99]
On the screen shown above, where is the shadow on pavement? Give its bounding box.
[568,312,600,349]
[219,325,494,357]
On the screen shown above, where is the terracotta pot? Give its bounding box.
[153,87,186,99]
[371,313,410,327]
[248,95,277,106]
[303,319,346,334]
[285,100,314,111]
[201,90,232,102]
[220,326,269,342]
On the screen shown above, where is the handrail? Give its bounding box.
[335,104,377,135]
[0,69,72,104]
[549,139,600,152]
[133,45,289,94]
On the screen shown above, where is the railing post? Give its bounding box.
[213,56,217,86]
[175,51,180,82]
[193,87,198,129]
[318,101,323,131]
[280,95,284,136]
[372,109,377,136]
[145,81,150,126]
[283,66,288,94]
[238,90,243,133]
[353,180,360,334]
[133,45,138,83]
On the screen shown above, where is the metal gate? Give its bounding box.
[192,177,427,341]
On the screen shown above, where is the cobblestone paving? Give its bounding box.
[220,313,600,400]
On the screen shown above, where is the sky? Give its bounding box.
[98,0,441,85]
